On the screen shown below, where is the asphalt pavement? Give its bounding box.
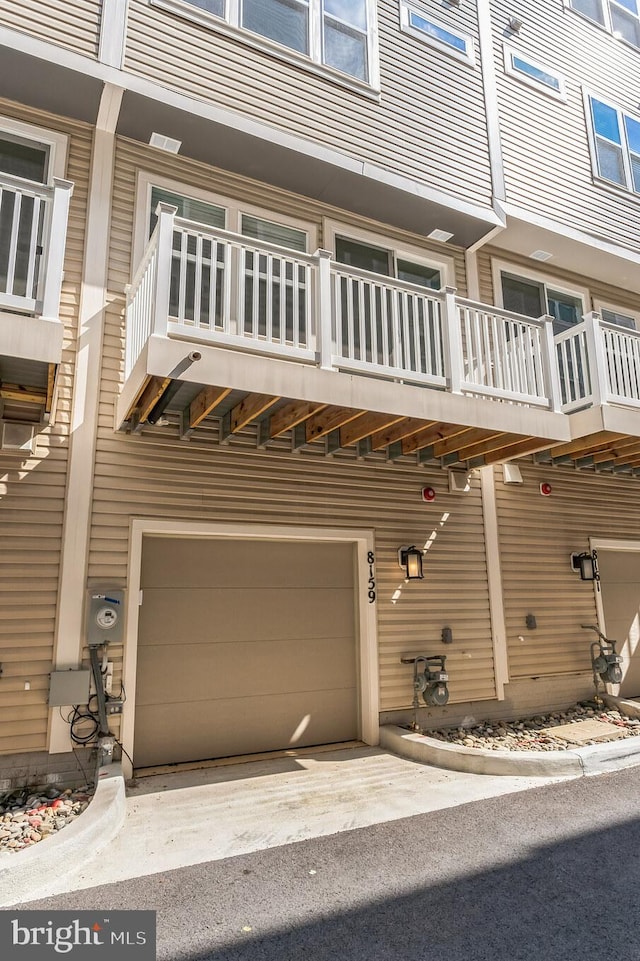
[14,764,640,961]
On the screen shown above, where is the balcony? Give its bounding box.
[118,203,574,466]
[0,173,73,425]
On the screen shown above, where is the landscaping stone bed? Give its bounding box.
[423,702,640,751]
[0,785,93,854]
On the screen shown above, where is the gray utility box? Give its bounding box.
[49,669,91,707]
[86,589,125,646]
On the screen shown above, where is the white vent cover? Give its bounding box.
[503,463,524,484]
[149,132,182,154]
[448,470,471,493]
[1,422,35,453]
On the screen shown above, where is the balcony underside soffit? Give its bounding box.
[0,357,58,425]
[534,430,640,476]
[120,375,558,469]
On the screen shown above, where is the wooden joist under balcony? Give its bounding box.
[534,430,640,473]
[122,375,554,468]
[0,365,59,424]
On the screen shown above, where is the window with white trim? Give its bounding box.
[594,301,639,329]
[588,95,640,193]
[504,47,565,98]
[568,0,640,48]
[498,270,586,334]
[152,0,377,85]
[399,3,474,64]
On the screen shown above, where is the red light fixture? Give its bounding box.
[422,486,436,502]
[540,482,552,496]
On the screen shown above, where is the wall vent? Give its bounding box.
[1,422,35,454]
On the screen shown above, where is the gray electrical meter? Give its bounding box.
[87,589,125,646]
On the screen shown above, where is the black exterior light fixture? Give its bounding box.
[398,546,424,580]
[571,551,599,582]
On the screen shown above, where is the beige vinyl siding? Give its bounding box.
[477,247,640,316]
[123,0,492,207]
[491,0,640,252]
[0,99,92,755]
[86,138,487,714]
[0,0,102,58]
[494,462,640,683]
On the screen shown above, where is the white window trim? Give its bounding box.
[0,115,68,183]
[564,0,640,53]
[323,217,456,288]
[583,89,640,197]
[399,2,475,66]
[149,0,380,96]
[503,45,567,102]
[133,169,318,273]
[491,258,590,320]
[593,299,640,329]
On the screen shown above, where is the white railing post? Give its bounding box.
[583,311,607,406]
[39,178,74,321]
[315,248,333,370]
[153,202,177,337]
[540,314,563,412]
[442,286,463,394]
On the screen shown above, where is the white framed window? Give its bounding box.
[593,300,639,329]
[503,46,566,100]
[586,93,640,194]
[399,3,475,65]
[566,0,640,49]
[0,116,68,184]
[323,218,455,288]
[492,260,589,334]
[149,0,379,90]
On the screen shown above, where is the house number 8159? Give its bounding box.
[367,551,376,603]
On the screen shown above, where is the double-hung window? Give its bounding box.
[497,269,587,335]
[156,0,376,85]
[568,0,640,48]
[588,96,640,194]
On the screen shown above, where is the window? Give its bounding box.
[149,186,226,235]
[335,236,442,289]
[499,271,586,334]
[568,0,640,48]
[399,3,474,64]
[594,302,639,329]
[588,96,640,193]
[152,0,377,86]
[0,136,49,184]
[504,47,565,98]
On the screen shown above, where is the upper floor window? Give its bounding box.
[155,0,377,85]
[588,95,640,193]
[503,47,566,99]
[568,0,640,48]
[0,136,49,184]
[399,3,475,64]
[335,236,443,289]
[499,270,586,334]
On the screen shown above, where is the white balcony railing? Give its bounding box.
[0,174,73,320]
[125,204,561,411]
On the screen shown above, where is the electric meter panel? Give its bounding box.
[87,589,125,646]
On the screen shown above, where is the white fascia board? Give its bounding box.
[144,334,570,441]
[0,312,63,364]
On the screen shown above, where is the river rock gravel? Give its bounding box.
[423,701,640,751]
[0,785,93,855]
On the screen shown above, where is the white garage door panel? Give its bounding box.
[141,538,354,589]
[138,588,355,643]
[135,635,356,704]
[134,688,358,768]
[134,537,358,767]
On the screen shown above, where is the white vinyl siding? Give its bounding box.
[0,100,92,756]
[0,0,102,58]
[124,0,492,208]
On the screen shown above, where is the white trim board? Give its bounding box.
[120,519,380,778]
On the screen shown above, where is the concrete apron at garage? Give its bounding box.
[18,745,571,902]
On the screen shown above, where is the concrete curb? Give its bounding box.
[380,725,640,777]
[0,763,126,907]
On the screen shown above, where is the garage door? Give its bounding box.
[598,550,640,697]
[133,537,358,768]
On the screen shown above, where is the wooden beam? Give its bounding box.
[480,437,550,466]
[305,406,363,443]
[133,376,171,424]
[433,428,502,459]
[402,423,468,456]
[457,432,523,462]
[592,438,640,464]
[188,386,232,430]
[550,431,627,460]
[369,418,433,451]
[230,393,279,433]
[0,383,47,405]
[270,401,327,438]
[45,364,56,414]
[340,412,404,448]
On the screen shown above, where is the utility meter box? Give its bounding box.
[86,589,125,646]
[49,669,91,707]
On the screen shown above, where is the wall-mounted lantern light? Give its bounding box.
[398,546,424,580]
[571,551,599,581]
